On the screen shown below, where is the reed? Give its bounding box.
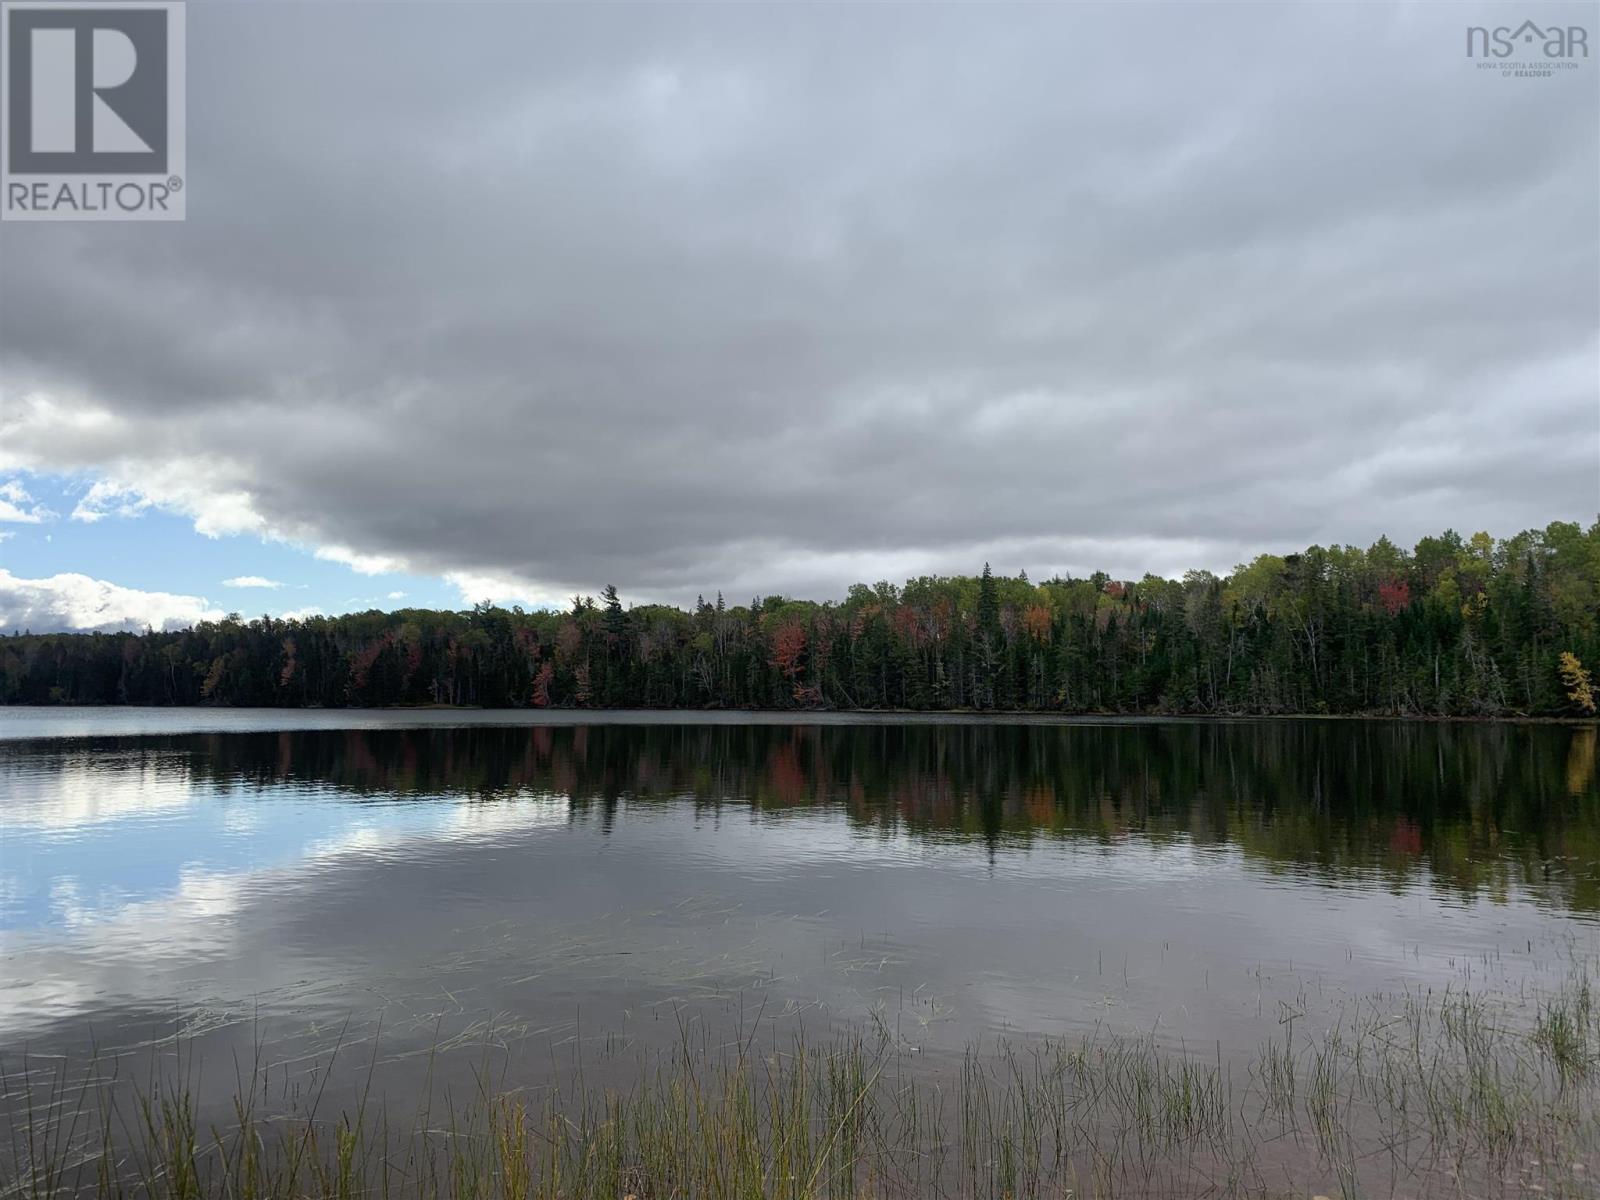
[5,966,1598,1200]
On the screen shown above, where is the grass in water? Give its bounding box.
[5,969,1600,1199]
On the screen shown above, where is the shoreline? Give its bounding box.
[1,701,1594,727]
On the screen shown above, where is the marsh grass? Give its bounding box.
[5,968,1600,1200]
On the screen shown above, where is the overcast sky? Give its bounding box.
[1,2,1596,631]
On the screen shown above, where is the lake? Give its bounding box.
[3,709,1597,1197]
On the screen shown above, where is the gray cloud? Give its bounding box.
[2,3,1596,607]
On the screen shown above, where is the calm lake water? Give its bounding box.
[2,709,1597,1127]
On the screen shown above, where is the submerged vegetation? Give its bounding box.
[6,966,1600,1199]
[4,522,1599,716]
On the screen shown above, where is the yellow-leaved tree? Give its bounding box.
[1558,651,1596,715]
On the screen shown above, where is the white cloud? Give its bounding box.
[444,569,566,611]
[70,479,152,523]
[0,568,222,632]
[386,590,408,600]
[0,403,267,536]
[277,606,325,621]
[314,544,408,576]
[223,575,284,589]
[0,480,55,524]
[69,468,262,538]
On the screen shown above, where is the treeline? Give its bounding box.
[4,521,1598,716]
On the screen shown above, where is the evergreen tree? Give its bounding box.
[4,522,1596,718]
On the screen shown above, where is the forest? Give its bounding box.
[3,521,1597,716]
